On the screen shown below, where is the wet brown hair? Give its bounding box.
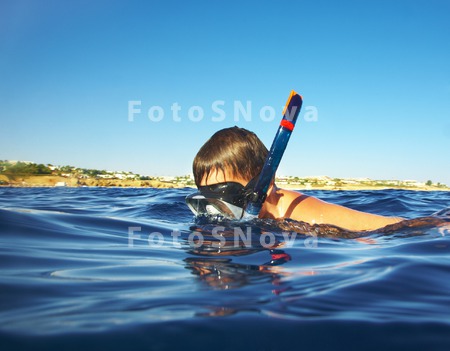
[193,126,268,186]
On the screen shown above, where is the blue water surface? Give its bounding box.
[0,187,449,351]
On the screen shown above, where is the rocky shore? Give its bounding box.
[0,174,448,191]
[0,175,180,188]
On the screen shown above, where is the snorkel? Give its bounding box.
[243,90,303,219]
[186,90,302,220]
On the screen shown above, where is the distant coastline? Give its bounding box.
[1,160,448,191]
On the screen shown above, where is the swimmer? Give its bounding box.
[187,126,404,231]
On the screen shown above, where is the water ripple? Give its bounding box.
[0,187,449,349]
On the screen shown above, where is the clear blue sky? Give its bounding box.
[1,0,450,184]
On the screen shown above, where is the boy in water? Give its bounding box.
[191,126,403,231]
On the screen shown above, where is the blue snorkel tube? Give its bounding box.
[243,90,303,219]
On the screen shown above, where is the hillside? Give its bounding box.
[0,160,448,191]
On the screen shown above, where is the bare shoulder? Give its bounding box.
[278,189,403,230]
[276,189,324,222]
[283,191,330,222]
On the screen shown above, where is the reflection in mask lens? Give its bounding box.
[185,194,245,219]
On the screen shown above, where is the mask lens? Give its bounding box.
[186,182,251,219]
[185,193,245,219]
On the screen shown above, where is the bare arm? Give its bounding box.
[290,196,403,231]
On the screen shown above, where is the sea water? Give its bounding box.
[0,187,449,350]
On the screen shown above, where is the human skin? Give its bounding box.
[201,170,404,231]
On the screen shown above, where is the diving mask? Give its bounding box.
[185,182,251,219]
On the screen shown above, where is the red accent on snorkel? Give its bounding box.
[280,119,294,131]
[271,252,291,261]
